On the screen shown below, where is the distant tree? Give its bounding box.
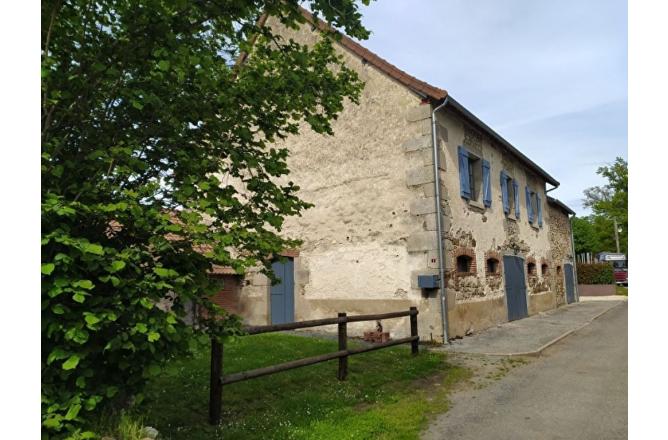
[582,157,628,253]
[572,216,597,255]
[41,0,371,436]
[590,214,626,254]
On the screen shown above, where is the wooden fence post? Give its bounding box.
[409,307,419,355]
[337,312,348,380]
[209,338,223,425]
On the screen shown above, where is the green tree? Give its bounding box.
[572,216,596,255]
[582,157,628,253]
[572,215,624,256]
[41,1,371,436]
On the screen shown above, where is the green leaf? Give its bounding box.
[66,327,89,344]
[72,292,86,303]
[64,403,81,420]
[153,267,176,277]
[139,297,154,309]
[110,260,126,272]
[62,355,80,370]
[157,60,170,71]
[75,279,95,290]
[47,347,69,365]
[52,304,66,315]
[106,386,119,398]
[84,313,101,326]
[42,416,62,429]
[41,263,55,275]
[134,323,148,334]
[82,243,104,255]
[147,331,160,342]
[84,395,102,411]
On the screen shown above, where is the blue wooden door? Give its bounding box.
[565,263,576,304]
[503,255,528,321]
[270,258,294,324]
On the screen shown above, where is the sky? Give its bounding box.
[355,0,627,215]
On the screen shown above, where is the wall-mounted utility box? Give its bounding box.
[417,275,440,289]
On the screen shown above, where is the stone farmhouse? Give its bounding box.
[209,10,578,342]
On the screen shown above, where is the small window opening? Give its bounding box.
[556,266,562,275]
[541,264,549,276]
[457,255,472,274]
[486,258,499,275]
[527,262,537,276]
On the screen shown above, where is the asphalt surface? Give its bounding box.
[423,301,628,440]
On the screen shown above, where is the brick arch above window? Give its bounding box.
[541,258,550,276]
[484,250,502,276]
[526,256,537,277]
[452,246,477,276]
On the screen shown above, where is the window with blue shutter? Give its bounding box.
[482,159,491,207]
[500,171,510,214]
[537,193,543,227]
[458,146,471,199]
[513,179,520,219]
[526,186,534,223]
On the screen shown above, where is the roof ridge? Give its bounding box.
[297,7,447,100]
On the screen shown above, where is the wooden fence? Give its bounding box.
[208,307,419,424]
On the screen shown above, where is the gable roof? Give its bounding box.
[259,7,560,187]
[297,8,447,100]
[547,196,576,216]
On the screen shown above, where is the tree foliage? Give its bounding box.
[41,0,371,436]
[575,157,628,256]
[579,157,628,254]
[572,214,626,256]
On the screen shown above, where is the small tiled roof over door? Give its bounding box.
[209,274,242,315]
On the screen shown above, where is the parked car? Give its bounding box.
[597,252,628,286]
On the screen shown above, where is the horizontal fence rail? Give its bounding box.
[244,309,417,335]
[208,307,419,424]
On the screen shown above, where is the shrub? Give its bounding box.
[576,263,614,284]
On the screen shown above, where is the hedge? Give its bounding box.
[576,263,614,284]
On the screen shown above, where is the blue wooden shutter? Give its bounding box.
[500,171,510,214]
[458,146,471,199]
[482,159,491,207]
[526,186,534,223]
[513,179,520,219]
[537,193,543,227]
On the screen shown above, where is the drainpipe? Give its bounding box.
[431,98,450,344]
[569,214,580,302]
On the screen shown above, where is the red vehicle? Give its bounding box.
[597,253,628,286]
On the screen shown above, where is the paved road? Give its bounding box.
[423,301,627,440]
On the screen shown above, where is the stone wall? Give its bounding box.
[232,16,568,342]
[435,109,556,336]
[233,17,445,341]
[547,204,574,306]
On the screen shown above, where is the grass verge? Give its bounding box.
[99,333,468,440]
[616,285,628,296]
